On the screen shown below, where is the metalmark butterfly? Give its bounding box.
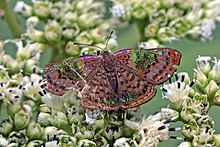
[42,45,181,110]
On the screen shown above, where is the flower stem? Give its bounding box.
[0,0,22,38]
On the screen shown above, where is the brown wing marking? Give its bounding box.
[43,55,99,96]
[139,48,181,84]
[80,67,119,110]
[115,63,157,109]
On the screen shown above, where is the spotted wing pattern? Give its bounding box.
[43,48,181,110]
[80,67,119,110]
[43,55,99,96]
[114,48,182,84]
[115,63,156,109]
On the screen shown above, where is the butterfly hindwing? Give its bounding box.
[115,63,157,109]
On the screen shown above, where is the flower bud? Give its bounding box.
[65,41,80,56]
[196,56,211,75]
[144,23,158,38]
[14,1,33,17]
[186,26,200,40]
[33,1,50,18]
[139,39,159,49]
[213,134,220,146]
[182,124,195,140]
[75,32,93,44]
[194,69,209,93]
[78,13,102,29]
[157,27,176,43]
[132,5,146,19]
[77,139,96,147]
[8,130,28,146]
[26,122,43,140]
[8,102,21,117]
[14,109,31,130]
[208,57,220,83]
[204,80,219,99]
[38,112,52,126]
[114,137,131,147]
[75,123,95,140]
[213,89,220,106]
[24,59,38,75]
[0,117,13,136]
[49,111,72,134]
[26,16,39,27]
[0,135,8,146]
[6,60,21,75]
[93,118,105,133]
[178,141,192,147]
[44,20,62,43]
[62,24,80,39]
[27,26,46,43]
[26,140,44,147]
[59,135,77,147]
[90,28,106,43]
[61,12,77,26]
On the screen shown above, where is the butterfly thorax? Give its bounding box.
[102,52,115,72]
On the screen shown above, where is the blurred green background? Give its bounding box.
[1,2,220,146]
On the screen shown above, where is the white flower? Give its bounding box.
[26,16,39,27]
[200,19,216,42]
[212,57,220,75]
[0,135,8,146]
[114,137,130,147]
[45,140,59,147]
[196,55,211,74]
[14,1,26,13]
[178,141,191,147]
[111,3,127,18]
[85,108,101,125]
[23,74,42,100]
[137,119,169,146]
[139,39,160,49]
[162,81,191,104]
[40,90,66,111]
[124,107,180,146]
[14,1,32,16]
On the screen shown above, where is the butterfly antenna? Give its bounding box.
[105,31,114,51]
[73,42,103,50]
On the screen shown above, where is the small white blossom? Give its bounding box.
[40,90,66,111]
[14,1,26,13]
[23,74,42,100]
[212,57,220,75]
[111,3,127,18]
[200,19,216,42]
[45,140,59,147]
[0,135,8,146]
[114,137,130,147]
[196,55,211,74]
[162,81,191,104]
[139,39,160,49]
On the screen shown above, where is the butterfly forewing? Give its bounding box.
[43,55,99,96]
[114,48,182,84]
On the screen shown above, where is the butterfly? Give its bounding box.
[42,46,181,111]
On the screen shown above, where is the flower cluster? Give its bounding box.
[111,0,220,48]
[162,56,220,146]
[14,0,118,60]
